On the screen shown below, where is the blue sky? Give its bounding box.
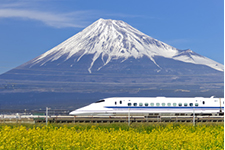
[0,0,224,74]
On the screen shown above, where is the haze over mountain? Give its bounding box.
[0,18,223,111]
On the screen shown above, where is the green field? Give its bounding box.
[0,123,224,149]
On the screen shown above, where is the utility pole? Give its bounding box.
[46,107,48,126]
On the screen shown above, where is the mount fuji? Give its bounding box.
[24,18,223,73]
[0,18,223,110]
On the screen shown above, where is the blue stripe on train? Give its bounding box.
[105,106,224,109]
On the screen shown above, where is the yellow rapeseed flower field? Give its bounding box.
[0,123,223,149]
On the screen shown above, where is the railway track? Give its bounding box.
[44,115,224,123]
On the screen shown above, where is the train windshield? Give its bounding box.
[95,99,105,103]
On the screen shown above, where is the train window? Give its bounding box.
[173,103,177,106]
[195,103,199,106]
[145,103,148,106]
[128,103,131,106]
[115,101,117,105]
[162,103,165,106]
[178,103,182,106]
[120,101,122,104]
[139,103,143,106]
[95,100,105,103]
[184,103,188,107]
[189,103,193,106]
[133,103,137,106]
[167,103,171,106]
[214,100,218,102]
[156,103,160,106]
[150,103,154,106]
[202,101,205,105]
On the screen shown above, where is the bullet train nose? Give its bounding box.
[69,103,110,116]
[69,111,79,115]
[69,110,86,115]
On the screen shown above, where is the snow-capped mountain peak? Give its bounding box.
[31,18,223,73]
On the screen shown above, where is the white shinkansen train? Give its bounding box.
[69,97,224,116]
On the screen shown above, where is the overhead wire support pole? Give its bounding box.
[46,107,48,126]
